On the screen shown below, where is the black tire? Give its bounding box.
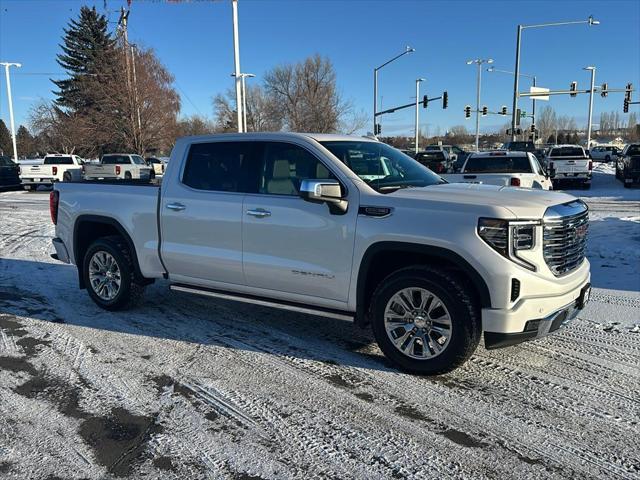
[370,266,481,375]
[63,172,72,182]
[124,171,132,180]
[149,170,156,180]
[605,155,610,162]
[83,236,145,311]
[583,182,591,190]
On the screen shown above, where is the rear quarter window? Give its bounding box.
[464,156,531,173]
[182,142,254,192]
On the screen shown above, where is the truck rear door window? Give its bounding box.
[464,156,531,173]
[549,147,584,157]
[44,156,73,165]
[101,155,131,165]
[182,142,254,192]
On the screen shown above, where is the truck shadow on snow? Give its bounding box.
[0,258,393,373]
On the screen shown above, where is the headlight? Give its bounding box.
[478,218,538,271]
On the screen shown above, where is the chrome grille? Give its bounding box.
[543,201,589,276]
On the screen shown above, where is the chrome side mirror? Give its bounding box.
[300,179,348,214]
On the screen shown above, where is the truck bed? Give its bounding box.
[54,182,163,277]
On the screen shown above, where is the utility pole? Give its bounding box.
[1,62,21,162]
[467,58,493,151]
[231,0,243,133]
[584,66,596,149]
[131,45,143,153]
[415,78,425,154]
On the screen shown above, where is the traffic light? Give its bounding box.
[530,124,536,133]
[422,95,428,108]
[570,81,578,97]
[600,83,608,98]
[624,99,629,113]
[481,106,488,116]
[375,123,381,135]
[442,91,448,109]
[501,106,507,116]
[625,83,633,102]
[464,105,471,119]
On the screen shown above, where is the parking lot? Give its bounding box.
[0,164,638,479]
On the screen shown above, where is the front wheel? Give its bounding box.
[370,267,481,375]
[83,236,145,311]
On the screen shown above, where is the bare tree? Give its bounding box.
[537,106,557,143]
[264,54,351,133]
[177,115,217,137]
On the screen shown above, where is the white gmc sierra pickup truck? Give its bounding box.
[50,133,591,374]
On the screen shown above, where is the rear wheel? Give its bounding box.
[124,171,132,180]
[370,266,481,375]
[63,171,72,182]
[83,236,145,311]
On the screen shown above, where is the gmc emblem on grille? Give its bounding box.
[576,224,588,239]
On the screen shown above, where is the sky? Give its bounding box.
[1,0,639,137]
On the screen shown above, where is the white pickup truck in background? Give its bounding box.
[83,153,153,181]
[442,151,552,189]
[546,145,592,189]
[19,154,84,190]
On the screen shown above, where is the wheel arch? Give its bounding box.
[355,241,491,327]
[73,214,149,289]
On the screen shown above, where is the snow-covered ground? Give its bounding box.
[0,167,639,479]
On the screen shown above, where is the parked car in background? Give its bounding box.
[146,156,169,177]
[20,154,84,190]
[0,155,21,190]
[546,145,592,189]
[590,145,621,162]
[442,151,551,189]
[51,133,591,375]
[414,150,453,173]
[83,153,152,181]
[615,143,640,188]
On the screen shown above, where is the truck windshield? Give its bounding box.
[44,156,73,165]
[550,147,585,157]
[626,145,640,156]
[320,141,445,193]
[464,155,532,173]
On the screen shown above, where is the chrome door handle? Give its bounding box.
[166,202,186,211]
[246,209,271,218]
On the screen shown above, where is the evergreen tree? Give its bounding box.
[52,6,117,112]
[0,119,11,156]
[16,125,35,158]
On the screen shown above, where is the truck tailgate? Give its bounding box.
[84,164,117,178]
[21,164,54,179]
[54,182,164,278]
[550,158,589,174]
[442,173,539,188]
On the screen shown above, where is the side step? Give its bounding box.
[170,283,355,322]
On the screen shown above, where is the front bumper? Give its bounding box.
[51,237,70,264]
[483,280,591,349]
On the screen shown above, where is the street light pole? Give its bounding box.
[231,73,255,132]
[231,0,243,133]
[373,46,414,134]
[1,62,22,162]
[510,16,600,141]
[468,58,493,151]
[584,66,596,149]
[415,78,425,154]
